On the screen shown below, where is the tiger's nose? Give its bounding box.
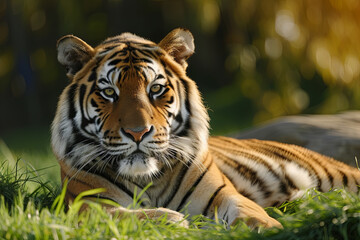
[121,126,153,143]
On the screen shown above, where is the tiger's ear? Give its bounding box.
[159,28,195,70]
[57,35,94,80]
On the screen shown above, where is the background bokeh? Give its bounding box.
[1,0,360,147]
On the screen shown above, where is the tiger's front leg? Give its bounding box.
[59,161,189,227]
[195,159,282,228]
[208,176,282,228]
[169,154,282,229]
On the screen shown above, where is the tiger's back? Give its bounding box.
[209,136,360,207]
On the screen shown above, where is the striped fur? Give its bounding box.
[52,29,359,229]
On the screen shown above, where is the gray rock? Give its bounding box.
[234,111,360,167]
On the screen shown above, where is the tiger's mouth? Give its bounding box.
[93,139,175,178]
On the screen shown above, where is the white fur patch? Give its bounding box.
[117,155,159,178]
[284,162,317,190]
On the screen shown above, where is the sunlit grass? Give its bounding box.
[1,127,60,186]
[0,139,360,239]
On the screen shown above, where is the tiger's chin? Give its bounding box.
[117,152,161,178]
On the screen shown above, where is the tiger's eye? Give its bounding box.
[103,88,115,97]
[150,84,162,94]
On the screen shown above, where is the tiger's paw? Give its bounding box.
[243,215,282,229]
[229,212,282,229]
[224,198,283,229]
[134,207,189,228]
[226,208,282,229]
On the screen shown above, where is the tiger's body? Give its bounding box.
[52,28,359,229]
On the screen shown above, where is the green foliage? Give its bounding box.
[2,0,360,134]
[0,143,360,239]
[0,158,58,211]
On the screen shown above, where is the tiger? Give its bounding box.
[51,28,360,229]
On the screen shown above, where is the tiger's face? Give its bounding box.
[52,29,209,179]
[80,46,180,177]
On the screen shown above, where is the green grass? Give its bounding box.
[0,138,360,239]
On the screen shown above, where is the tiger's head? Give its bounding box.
[51,28,209,179]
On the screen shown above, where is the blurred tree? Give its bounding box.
[0,0,359,135]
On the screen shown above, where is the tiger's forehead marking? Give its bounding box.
[96,42,165,87]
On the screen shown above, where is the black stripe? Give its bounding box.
[140,50,157,59]
[227,146,294,195]
[131,49,139,58]
[163,163,191,207]
[219,169,254,201]
[118,69,126,83]
[106,67,117,80]
[108,59,121,66]
[122,57,130,63]
[258,141,326,189]
[202,184,226,216]
[65,121,97,156]
[99,46,118,55]
[166,79,175,92]
[148,140,166,144]
[282,172,297,193]
[174,113,183,123]
[79,84,93,135]
[315,157,333,189]
[102,142,128,147]
[79,84,87,115]
[141,49,158,59]
[133,58,153,64]
[212,138,285,187]
[78,84,97,136]
[274,150,324,189]
[156,74,165,80]
[165,68,173,78]
[324,168,334,188]
[211,150,273,199]
[160,87,170,96]
[213,139,295,195]
[137,43,157,48]
[90,99,98,108]
[180,78,191,115]
[133,66,142,73]
[81,165,136,203]
[118,51,128,57]
[98,78,109,85]
[67,84,78,119]
[176,121,189,137]
[175,79,191,137]
[108,50,121,60]
[176,158,213,211]
[86,194,117,203]
[88,68,98,82]
[339,170,348,187]
[290,146,335,190]
[101,38,125,45]
[166,96,174,104]
[166,111,173,119]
